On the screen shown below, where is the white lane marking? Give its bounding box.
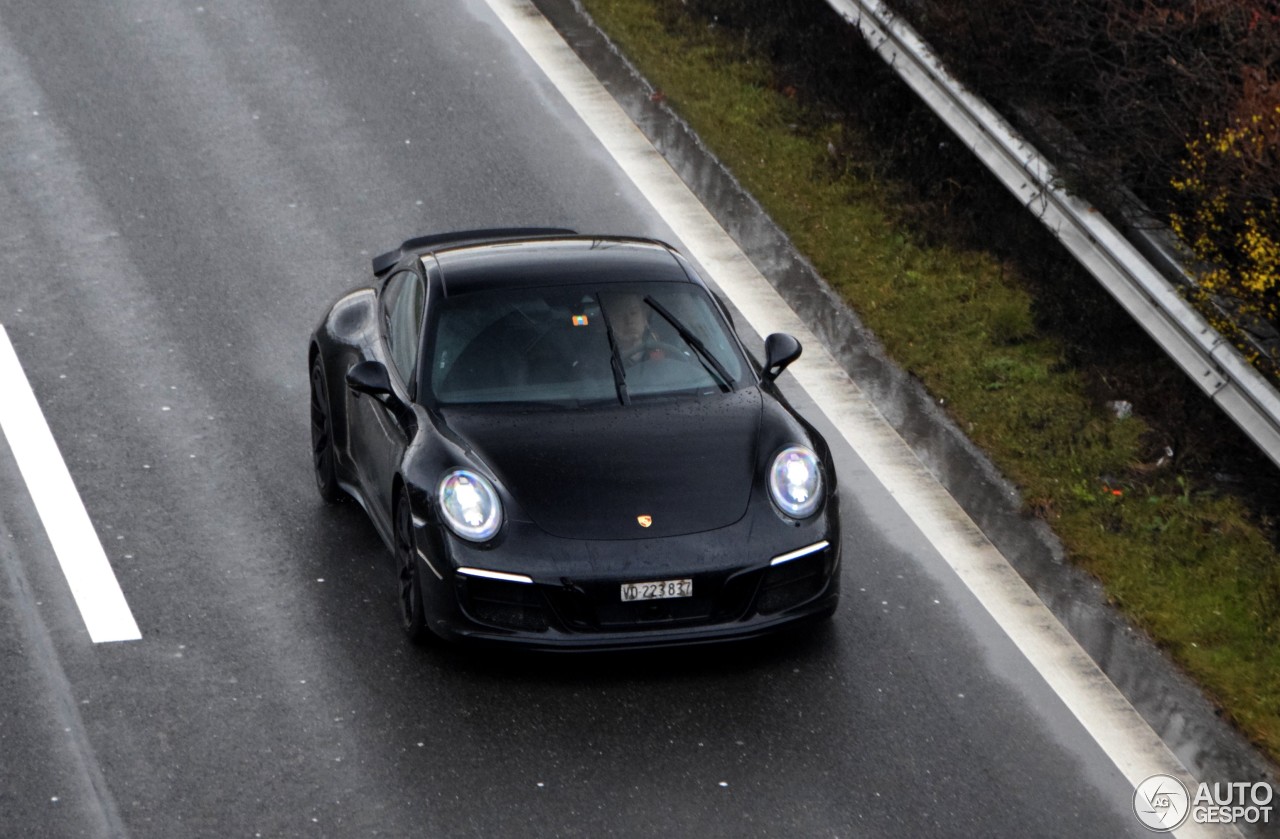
[481,2,1234,836]
[0,325,141,643]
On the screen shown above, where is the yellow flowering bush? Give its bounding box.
[1171,107,1280,360]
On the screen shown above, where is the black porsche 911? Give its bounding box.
[309,228,840,650]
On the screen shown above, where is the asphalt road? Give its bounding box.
[0,0,1207,836]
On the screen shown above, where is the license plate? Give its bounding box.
[620,578,692,601]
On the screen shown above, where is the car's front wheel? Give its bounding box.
[309,355,343,504]
[395,487,432,645]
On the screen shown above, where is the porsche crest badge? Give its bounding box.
[636,515,653,528]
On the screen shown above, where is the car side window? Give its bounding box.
[382,270,425,391]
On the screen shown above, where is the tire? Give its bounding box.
[395,488,432,645]
[309,355,343,504]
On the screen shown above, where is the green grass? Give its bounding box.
[578,0,1280,759]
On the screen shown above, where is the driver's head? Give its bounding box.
[611,294,649,352]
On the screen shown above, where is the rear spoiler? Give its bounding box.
[371,227,578,275]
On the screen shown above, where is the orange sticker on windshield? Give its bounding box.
[571,315,589,327]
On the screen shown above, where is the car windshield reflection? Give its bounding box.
[427,282,749,406]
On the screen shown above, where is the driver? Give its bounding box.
[610,294,668,365]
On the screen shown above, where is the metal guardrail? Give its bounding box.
[823,0,1280,472]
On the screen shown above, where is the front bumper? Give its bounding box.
[416,512,841,651]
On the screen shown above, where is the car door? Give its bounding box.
[349,267,424,530]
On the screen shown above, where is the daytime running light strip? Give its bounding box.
[770,541,830,567]
[457,567,535,584]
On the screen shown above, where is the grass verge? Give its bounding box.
[576,0,1280,760]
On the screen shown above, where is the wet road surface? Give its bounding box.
[0,0,1263,836]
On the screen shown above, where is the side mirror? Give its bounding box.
[345,360,394,400]
[762,333,802,382]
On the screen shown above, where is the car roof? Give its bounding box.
[426,236,695,296]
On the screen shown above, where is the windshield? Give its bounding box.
[426,282,750,406]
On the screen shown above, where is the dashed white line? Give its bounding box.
[0,324,140,643]
[480,2,1234,836]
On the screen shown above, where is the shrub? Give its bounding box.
[1171,108,1280,356]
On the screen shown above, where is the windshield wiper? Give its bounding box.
[597,301,631,406]
[643,296,733,392]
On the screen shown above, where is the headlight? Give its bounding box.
[438,470,503,542]
[768,446,823,519]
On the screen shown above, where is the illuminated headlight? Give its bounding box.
[438,470,503,542]
[768,446,823,519]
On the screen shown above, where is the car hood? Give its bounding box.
[441,390,762,540]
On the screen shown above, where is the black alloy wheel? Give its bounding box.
[395,488,431,644]
[310,356,343,503]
